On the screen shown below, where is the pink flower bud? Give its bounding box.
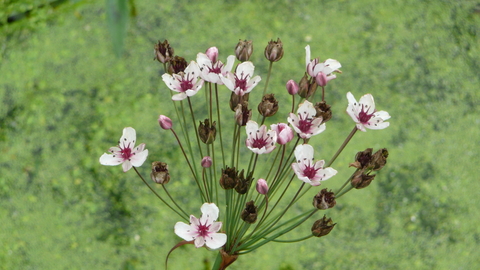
[256,178,268,195]
[201,156,212,168]
[286,80,299,95]
[315,72,328,87]
[158,115,173,130]
[205,47,219,64]
[270,123,294,145]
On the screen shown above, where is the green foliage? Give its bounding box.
[0,0,479,269]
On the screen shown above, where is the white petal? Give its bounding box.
[122,160,133,172]
[184,61,201,76]
[322,59,341,74]
[220,73,235,91]
[205,233,227,250]
[120,127,136,148]
[366,121,390,130]
[294,144,314,161]
[162,74,179,91]
[236,61,254,78]
[200,203,219,223]
[245,75,261,92]
[359,94,375,113]
[297,101,316,117]
[130,149,148,167]
[223,55,236,74]
[99,153,124,166]
[196,53,211,67]
[346,92,357,106]
[209,221,223,233]
[194,237,205,248]
[174,221,196,241]
[246,120,259,136]
[320,167,338,180]
[305,45,311,69]
[346,104,359,123]
[172,93,187,101]
[374,110,391,121]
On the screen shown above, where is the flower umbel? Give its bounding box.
[99,127,149,172]
[288,101,326,139]
[174,203,227,249]
[291,144,337,186]
[346,92,390,132]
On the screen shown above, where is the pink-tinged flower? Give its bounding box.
[270,123,294,145]
[162,61,204,101]
[245,120,277,154]
[346,92,390,132]
[99,127,149,172]
[256,179,269,195]
[305,45,341,85]
[288,101,326,139]
[158,115,172,130]
[174,203,227,249]
[197,51,235,85]
[291,144,337,186]
[221,61,261,96]
[205,47,218,63]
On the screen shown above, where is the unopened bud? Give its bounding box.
[154,40,174,64]
[313,189,336,210]
[234,170,251,194]
[150,161,170,184]
[158,115,173,130]
[258,94,279,117]
[256,179,268,195]
[286,80,299,95]
[240,201,258,223]
[235,40,253,62]
[201,156,212,168]
[229,92,249,111]
[205,47,219,63]
[198,119,217,144]
[264,38,284,62]
[315,72,328,87]
[311,215,336,237]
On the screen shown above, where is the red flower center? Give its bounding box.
[120,144,133,160]
[298,114,313,133]
[358,104,374,124]
[303,164,319,179]
[234,71,249,90]
[251,134,268,149]
[197,221,210,237]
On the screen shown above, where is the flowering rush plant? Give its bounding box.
[100,39,391,269]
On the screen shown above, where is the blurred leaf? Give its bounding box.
[106,0,129,57]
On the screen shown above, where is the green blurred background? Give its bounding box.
[1,0,479,269]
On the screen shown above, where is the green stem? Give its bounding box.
[326,126,358,168]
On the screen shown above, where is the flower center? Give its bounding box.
[208,62,223,74]
[235,71,249,90]
[197,222,210,237]
[251,135,268,149]
[303,164,318,179]
[298,114,313,133]
[120,144,133,160]
[358,104,374,124]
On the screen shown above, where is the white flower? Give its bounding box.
[245,120,277,154]
[305,45,341,85]
[346,92,390,132]
[174,203,227,249]
[99,127,149,172]
[221,61,261,96]
[197,52,235,85]
[287,101,326,139]
[291,144,337,186]
[162,61,204,101]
